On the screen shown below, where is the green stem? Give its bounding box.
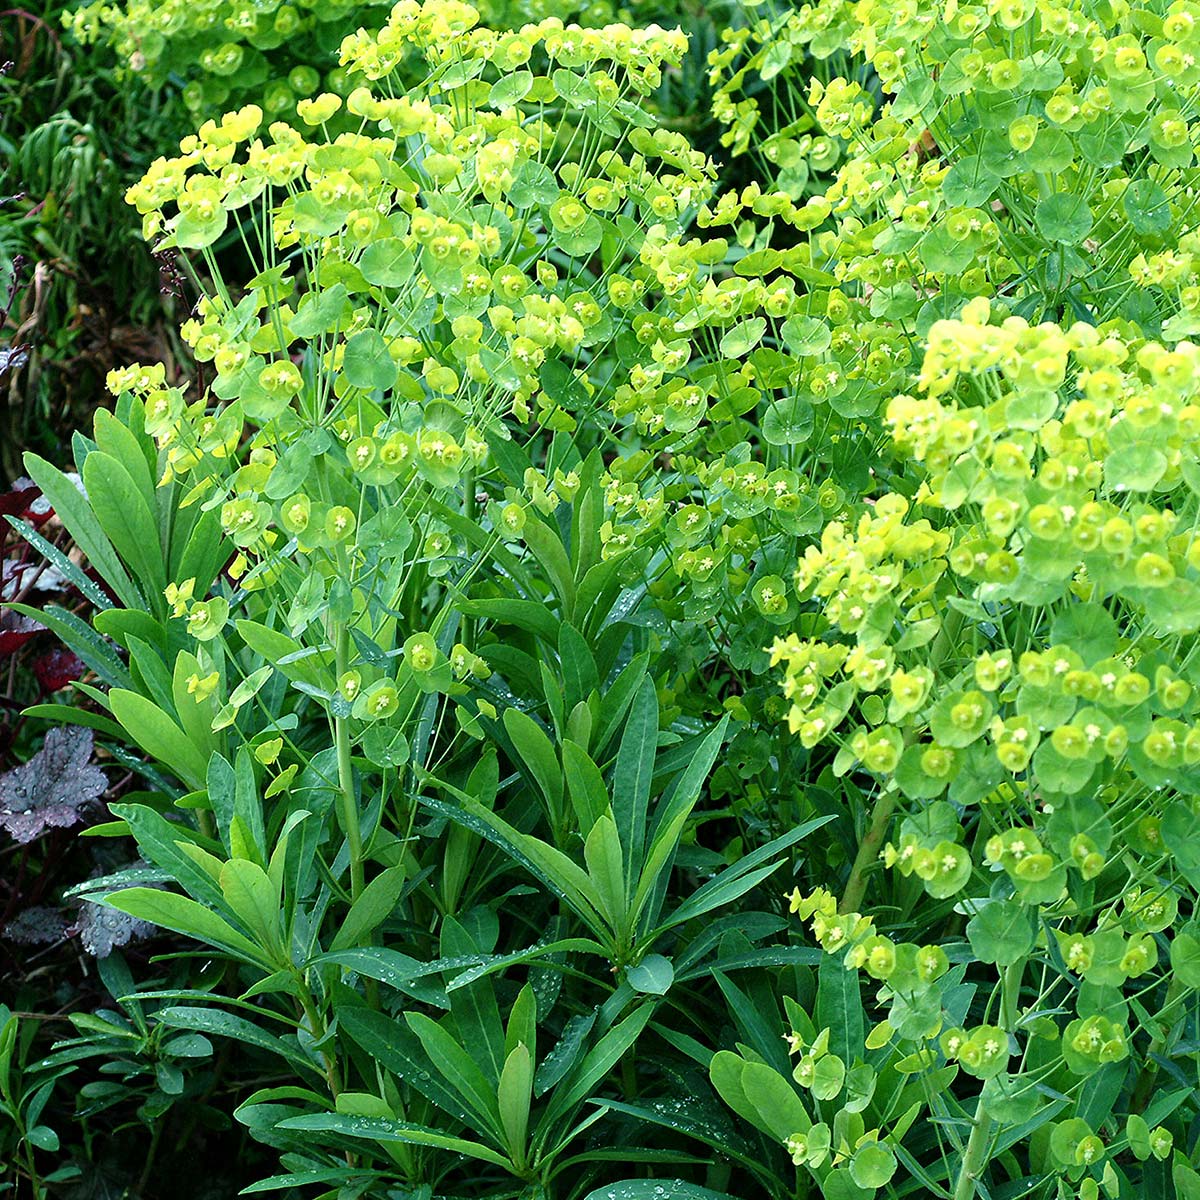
[334,626,364,903]
[461,462,477,649]
[842,606,967,914]
[953,960,1022,1200]
[952,1095,992,1200]
[1131,974,1186,1113]
[840,788,898,914]
[297,983,341,1100]
[24,1141,42,1200]
[16,1107,43,1200]
[135,1118,164,1198]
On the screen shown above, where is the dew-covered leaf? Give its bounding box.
[77,902,156,958]
[2,905,70,946]
[0,726,106,843]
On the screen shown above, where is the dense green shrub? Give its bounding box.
[66,0,394,125]
[65,0,641,128]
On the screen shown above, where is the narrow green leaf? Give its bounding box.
[563,739,610,834]
[498,1042,533,1158]
[502,708,564,820]
[233,746,266,863]
[593,651,649,754]
[406,1012,503,1137]
[104,889,270,967]
[456,598,560,643]
[559,624,598,709]
[172,649,218,766]
[235,621,332,691]
[109,689,209,789]
[23,452,142,607]
[405,1012,504,1132]
[665,816,832,929]
[314,947,448,1007]
[208,753,236,855]
[418,788,608,936]
[275,1113,511,1168]
[8,602,130,690]
[584,813,627,931]
[817,954,864,1069]
[92,408,156,501]
[157,1006,316,1075]
[22,703,124,741]
[659,861,785,938]
[218,859,282,960]
[534,1011,595,1098]
[631,718,729,928]
[4,515,114,611]
[505,984,537,1062]
[545,1004,653,1124]
[174,502,227,597]
[582,1182,745,1200]
[614,676,658,891]
[522,517,576,616]
[445,939,604,991]
[739,1060,813,1142]
[240,1168,380,1194]
[107,803,224,908]
[441,915,507,1086]
[338,1008,478,1127]
[330,865,408,951]
[82,451,166,606]
[602,1098,754,1163]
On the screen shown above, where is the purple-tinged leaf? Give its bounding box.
[0,726,106,843]
[3,906,70,945]
[76,902,155,958]
[0,608,44,654]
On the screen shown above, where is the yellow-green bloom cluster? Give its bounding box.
[886,300,1200,630]
[787,886,950,998]
[341,0,689,88]
[113,0,719,531]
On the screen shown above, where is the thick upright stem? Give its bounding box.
[297,984,341,1100]
[953,960,1022,1200]
[841,607,966,914]
[334,626,364,903]
[840,789,898,914]
[952,1095,992,1200]
[461,463,476,648]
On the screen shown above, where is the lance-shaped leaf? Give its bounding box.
[275,1113,513,1169]
[418,785,610,942]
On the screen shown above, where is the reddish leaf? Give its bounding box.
[33,647,84,692]
[0,608,44,655]
[0,477,51,527]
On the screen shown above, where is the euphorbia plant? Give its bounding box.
[98,0,717,898]
[721,299,1200,1199]
[17,1,795,1191]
